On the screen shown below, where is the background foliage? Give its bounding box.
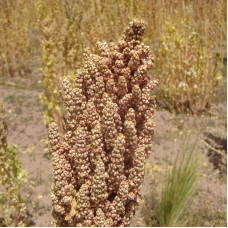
[1,0,226,122]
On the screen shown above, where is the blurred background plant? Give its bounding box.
[36,0,65,131]
[0,100,28,227]
[36,0,226,126]
[152,19,222,115]
[1,0,226,125]
[0,0,30,77]
[36,0,144,130]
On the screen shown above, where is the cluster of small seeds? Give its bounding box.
[49,19,158,227]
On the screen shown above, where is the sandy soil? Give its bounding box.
[0,64,226,226]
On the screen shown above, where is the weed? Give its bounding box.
[158,133,203,226]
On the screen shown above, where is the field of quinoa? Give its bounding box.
[0,63,226,226]
[0,0,226,227]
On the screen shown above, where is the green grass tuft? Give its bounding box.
[158,133,203,227]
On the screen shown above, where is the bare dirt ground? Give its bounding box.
[0,61,226,226]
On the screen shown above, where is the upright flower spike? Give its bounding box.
[109,180,130,225]
[128,146,146,191]
[49,19,158,226]
[91,158,108,206]
[107,133,125,192]
[90,123,106,165]
[49,123,75,227]
[74,180,92,224]
[124,108,138,163]
[73,127,91,185]
[94,208,106,227]
[102,94,118,150]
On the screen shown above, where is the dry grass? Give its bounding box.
[0,0,225,121]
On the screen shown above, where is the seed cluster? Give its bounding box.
[49,19,158,227]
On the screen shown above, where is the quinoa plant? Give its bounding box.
[0,100,28,227]
[37,0,65,132]
[49,19,158,226]
[38,0,142,132]
[152,19,222,115]
[0,0,29,77]
[38,0,226,129]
